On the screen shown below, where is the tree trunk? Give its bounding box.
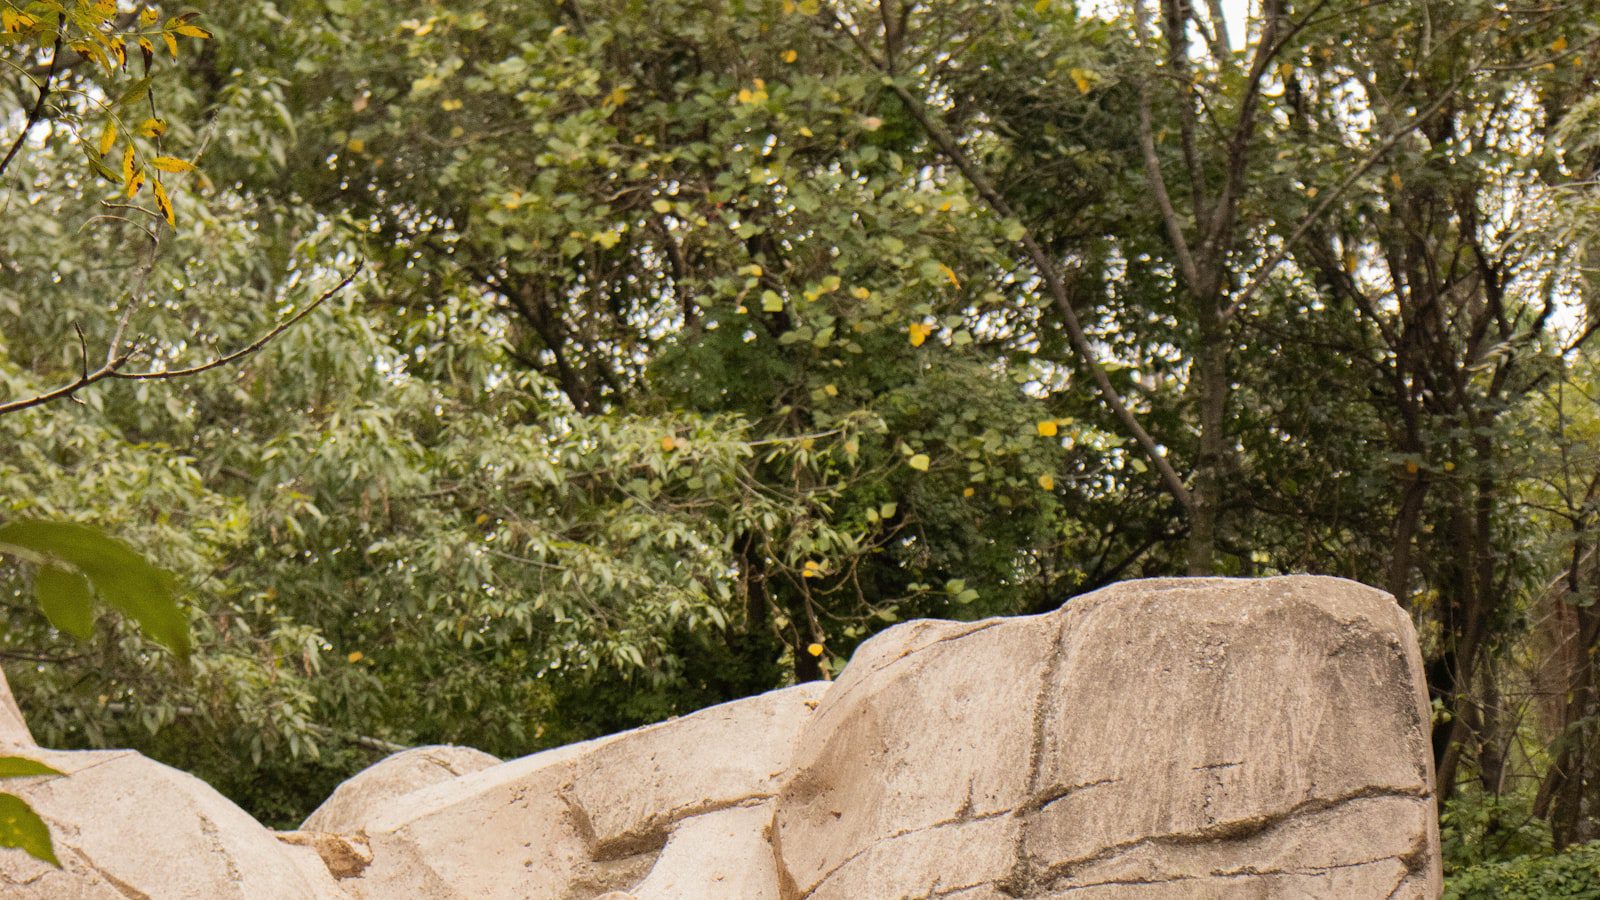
[1186,311,1227,575]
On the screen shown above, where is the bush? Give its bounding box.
[1445,842,1600,899]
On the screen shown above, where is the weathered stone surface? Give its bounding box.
[774,616,1055,895]
[628,802,781,899]
[346,681,827,898]
[301,744,500,834]
[773,575,1440,899]
[0,748,346,897]
[0,576,1441,898]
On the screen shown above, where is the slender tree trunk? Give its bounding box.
[1186,309,1227,575]
[1386,471,1427,606]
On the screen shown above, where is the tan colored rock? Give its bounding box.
[775,616,1055,895]
[345,682,827,898]
[0,666,34,748]
[1019,577,1439,896]
[774,575,1441,899]
[0,748,346,898]
[301,745,499,834]
[628,802,781,899]
[0,576,1442,898]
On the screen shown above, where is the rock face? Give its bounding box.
[0,576,1442,898]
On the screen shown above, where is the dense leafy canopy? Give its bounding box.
[5,0,1600,885]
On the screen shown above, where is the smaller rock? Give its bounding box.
[301,745,499,834]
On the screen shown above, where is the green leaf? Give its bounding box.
[33,566,94,640]
[112,76,152,109]
[0,758,63,779]
[0,521,189,661]
[0,793,57,867]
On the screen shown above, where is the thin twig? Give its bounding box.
[0,265,364,416]
[0,28,64,180]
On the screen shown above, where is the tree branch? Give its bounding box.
[0,28,63,181]
[820,8,1194,512]
[1222,77,1465,320]
[0,265,363,416]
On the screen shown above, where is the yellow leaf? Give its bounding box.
[139,8,159,27]
[1069,67,1092,94]
[823,383,838,397]
[150,156,196,173]
[1443,461,1455,472]
[651,199,672,214]
[441,98,463,111]
[1035,0,1051,10]
[346,137,365,153]
[963,486,975,497]
[1305,186,1319,199]
[850,286,870,299]
[1038,474,1055,491]
[108,38,126,69]
[1552,35,1568,52]
[127,167,145,197]
[1390,172,1403,190]
[908,453,931,472]
[121,145,136,186]
[798,126,814,137]
[592,230,622,249]
[136,117,168,138]
[802,560,822,578]
[347,651,364,664]
[761,291,785,312]
[1405,460,1420,474]
[782,0,796,12]
[1037,420,1058,437]
[174,24,213,39]
[152,177,175,226]
[739,263,764,277]
[162,31,179,57]
[861,116,883,131]
[908,322,933,347]
[797,0,819,12]
[782,49,798,63]
[938,263,959,287]
[474,513,489,525]
[137,37,155,60]
[603,86,628,107]
[97,121,117,157]
[660,435,678,452]
[0,10,17,33]
[806,642,825,657]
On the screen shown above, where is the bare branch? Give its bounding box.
[0,28,64,181]
[0,265,364,416]
[1222,78,1465,320]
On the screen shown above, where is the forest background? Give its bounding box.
[3,0,1600,891]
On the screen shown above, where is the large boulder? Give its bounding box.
[339,681,827,898]
[0,748,344,897]
[0,576,1442,898]
[774,575,1441,898]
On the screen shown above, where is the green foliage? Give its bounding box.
[1446,843,1600,900]
[0,521,189,659]
[0,792,58,867]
